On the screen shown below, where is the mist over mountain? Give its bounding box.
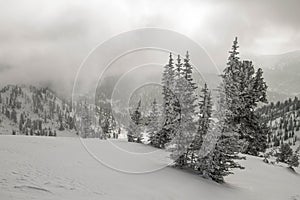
[4,48,297,106]
[250,50,300,102]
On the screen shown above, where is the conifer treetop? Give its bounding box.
[169,52,174,65]
[175,55,182,77]
[228,37,239,61]
[185,51,190,60]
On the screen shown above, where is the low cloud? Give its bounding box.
[0,0,299,96]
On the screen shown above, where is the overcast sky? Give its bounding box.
[0,0,299,94]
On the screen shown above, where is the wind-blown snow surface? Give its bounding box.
[0,136,300,200]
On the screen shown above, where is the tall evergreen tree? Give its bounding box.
[128,99,143,143]
[197,84,244,183]
[148,98,160,146]
[157,53,178,148]
[189,83,212,166]
[102,113,110,139]
[222,37,269,156]
[173,55,183,128]
[79,101,93,138]
[169,52,198,167]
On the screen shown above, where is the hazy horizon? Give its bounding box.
[0,0,299,97]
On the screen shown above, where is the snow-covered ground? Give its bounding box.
[0,135,300,200]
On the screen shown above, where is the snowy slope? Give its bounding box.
[0,135,300,200]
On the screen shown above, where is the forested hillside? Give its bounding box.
[0,85,76,136]
[256,97,300,148]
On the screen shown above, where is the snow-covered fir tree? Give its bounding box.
[156,53,178,148]
[189,83,212,167]
[275,143,300,169]
[287,153,299,170]
[276,143,293,163]
[128,99,143,143]
[197,84,244,183]
[173,54,184,120]
[148,98,160,146]
[169,52,198,167]
[222,37,269,156]
[78,101,93,138]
